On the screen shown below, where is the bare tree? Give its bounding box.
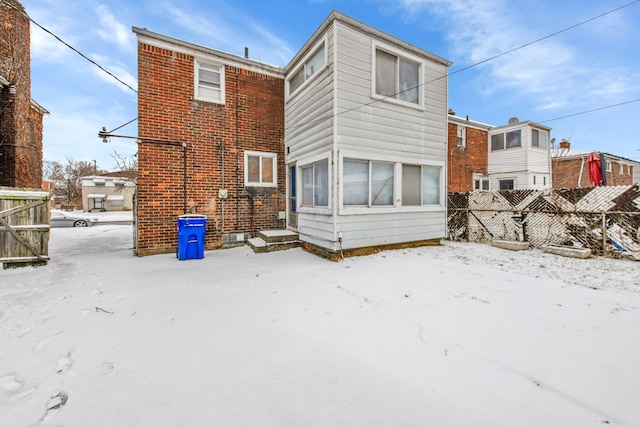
[44,158,105,208]
[111,151,137,171]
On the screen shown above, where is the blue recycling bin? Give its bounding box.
[177,214,207,260]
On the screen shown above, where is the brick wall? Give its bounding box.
[552,156,634,188]
[447,122,489,192]
[0,0,42,188]
[137,42,285,256]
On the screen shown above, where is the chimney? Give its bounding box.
[559,139,570,150]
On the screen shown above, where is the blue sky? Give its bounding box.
[20,0,640,171]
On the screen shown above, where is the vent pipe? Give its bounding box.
[244,47,249,59]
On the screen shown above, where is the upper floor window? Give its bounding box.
[457,126,466,147]
[374,47,421,105]
[606,161,612,172]
[531,129,548,149]
[491,130,522,151]
[195,60,224,104]
[288,43,326,95]
[245,151,276,187]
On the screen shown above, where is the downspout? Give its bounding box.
[577,156,585,188]
[182,142,187,214]
[235,67,240,228]
[221,140,225,232]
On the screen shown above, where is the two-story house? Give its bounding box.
[447,113,552,192]
[134,11,451,257]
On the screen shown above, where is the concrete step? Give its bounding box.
[257,229,299,244]
[248,234,301,254]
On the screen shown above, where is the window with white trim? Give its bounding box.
[245,151,276,187]
[402,164,441,205]
[344,159,394,206]
[531,129,548,149]
[491,130,521,151]
[374,47,421,105]
[499,179,515,190]
[606,161,612,172]
[620,164,625,174]
[301,160,328,207]
[457,126,466,147]
[288,43,326,95]
[195,60,224,104]
[474,177,490,191]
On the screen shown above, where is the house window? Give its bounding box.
[301,160,328,207]
[533,176,536,185]
[629,166,633,175]
[288,43,326,95]
[107,195,124,207]
[606,161,612,172]
[402,164,441,205]
[457,126,466,147]
[474,177,490,191]
[499,179,515,190]
[374,48,420,105]
[491,130,521,150]
[620,164,625,174]
[344,159,394,206]
[532,129,548,149]
[491,133,505,151]
[195,60,224,103]
[245,151,276,187]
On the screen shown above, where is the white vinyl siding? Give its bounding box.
[286,19,449,251]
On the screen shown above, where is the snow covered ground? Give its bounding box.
[1,223,639,426]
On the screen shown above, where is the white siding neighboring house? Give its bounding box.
[284,11,451,254]
[488,118,552,190]
[81,175,135,212]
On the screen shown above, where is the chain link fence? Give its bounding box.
[447,185,640,260]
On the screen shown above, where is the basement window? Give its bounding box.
[195,60,225,104]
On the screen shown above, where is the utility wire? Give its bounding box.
[292,0,640,130]
[4,0,640,134]
[538,98,640,123]
[0,0,200,140]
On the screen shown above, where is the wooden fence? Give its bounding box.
[0,187,50,268]
[447,185,640,260]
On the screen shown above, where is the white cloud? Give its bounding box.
[96,4,135,52]
[391,0,640,113]
[89,54,138,94]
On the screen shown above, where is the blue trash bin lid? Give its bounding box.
[178,214,207,219]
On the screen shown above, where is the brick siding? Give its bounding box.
[447,122,488,192]
[137,42,285,255]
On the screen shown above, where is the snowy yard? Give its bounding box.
[1,223,639,426]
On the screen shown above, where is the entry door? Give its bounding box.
[288,164,297,229]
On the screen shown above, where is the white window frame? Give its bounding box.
[457,125,466,148]
[339,151,444,214]
[299,154,331,211]
[371,41,424,110]
[499,178,516,190]
[620,164,624,174]
[491,129,522,151]
[286,38,327,97]
[606,161,612,172]
[473,176,490,191]
[531,129,548,149]
[244,151,277,187]
[195,59,225,104]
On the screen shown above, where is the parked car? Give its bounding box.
[50,210,98,228]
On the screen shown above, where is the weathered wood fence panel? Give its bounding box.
[0,187,50,268]
[448,185,640,260]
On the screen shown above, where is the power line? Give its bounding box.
[538,98,640,124]
[291,0,640,131]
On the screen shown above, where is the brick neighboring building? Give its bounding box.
[447,113,491,192]
[552,140,637,188]
[0,0,48,188]
[134,28,285,256]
